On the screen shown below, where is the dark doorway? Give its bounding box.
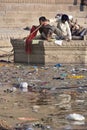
[73,0,77,5]
[80,0,84,11]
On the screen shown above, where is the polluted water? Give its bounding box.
[0,62,87,129]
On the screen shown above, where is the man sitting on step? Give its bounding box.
[56,14,72,41]
[69,16,87,40]
[38,16,72,42]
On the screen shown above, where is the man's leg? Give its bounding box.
[80,28,87,36]
[51,25,62,37]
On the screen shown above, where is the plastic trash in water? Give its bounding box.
[67,75,85,79]
[64,125,73,130]
[26,128,34,130]
[54,63,62,67]
[53,77,64,80]
[60,73,67,78]
[19,82,28,88]
[71,121,85,125]
[19,82,28,92]
[33,66,38,73]
[66,113,85,121]
[46,125,52,130]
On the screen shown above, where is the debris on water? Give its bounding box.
[0,63,87,129]
[71,121,85,125]
[18,117,38,121]
[19,82,28,92]
[4,88,13,93]
[55,94,71,110]
[60,73,68,78]
[64,125,73,130]
[32,105,40,113]
[54,63,62,67]
[67,75,85,79]
[66,113,85,121]
[53,77,64,80]
[56,94,71,104]
[0,119,12,130]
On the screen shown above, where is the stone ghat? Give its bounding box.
[0,2,86,28]
[11,38,87,65]
[0,0,81,4]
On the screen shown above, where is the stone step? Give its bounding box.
[0,11,86,21]
[0,3,87,12]
[0,2,86,28]
[0,10,86,27]
[0,39,13,60]
[0,28,29,39]
[3,10,86,17]
[0,0,81,4]
[0,18,86,28]
[0,28,28,59]
[0,27,29,60]
[0,3,86,28]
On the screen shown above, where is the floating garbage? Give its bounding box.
[26,126,34,130]
[15,123,34,130]
[32,105,40,113]
[64,125,73,130]
[66,113,85,121]
[60,73,67,78]
[19,82,28,92]
[53,77,64,80]
[79,68,87,72]
[33,66,38,73]
[18,117,38,121]
[19,82,28,88]
[71,121,85,125]
[54,63,62,67]
[56,94,71,104]
[55,94,71,110]
[67,75,85,79]
[0,119,12,130]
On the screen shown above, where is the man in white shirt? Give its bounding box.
[56,14,72,41]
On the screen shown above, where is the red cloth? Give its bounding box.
[25,25,39,54]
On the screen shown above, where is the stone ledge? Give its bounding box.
[11,39,87,65]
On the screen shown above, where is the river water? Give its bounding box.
[0,62,87,130]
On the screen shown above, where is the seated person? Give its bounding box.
[56,14,72,41]
[39,15,72,41]
[38,16,53,41]
[69,17,87,39]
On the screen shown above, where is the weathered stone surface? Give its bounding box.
[11,39,87,65]
[0,0,81,4]
[0,1,86,27]
[0,0,86,61]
